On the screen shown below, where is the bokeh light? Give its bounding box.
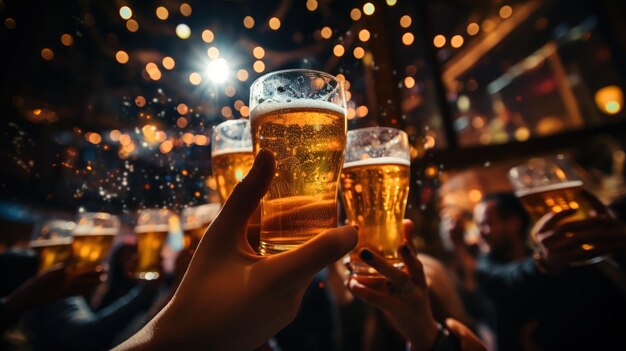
[115,50,129,64]
[176,24,191,39]
[206,58,229,83]
[253,46,265,59]
[202,29,215,43]
[433,34,446,48]
[363,3,375,16]
[243,16,255,29]
[269,17,281,30]
[156,6,169,20]
[333,44,345,57]
[402,32,414,45]
[400,15,412,28]
[119,6,132,20]
[359,29,370,42]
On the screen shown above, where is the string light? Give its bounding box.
[321,26,332,39]
[115,50,129,64]
[359,29,370,42]
[467,22,479,36]
[333,44,345,57]
[402,32,414,45]
[202,29,215,43]
[253,46,265,59]
[400,15,412,28]
[156,6,169,20]
[269,17,281,30]
[243,16,255,29]
[350,8,362,21]
[433,35,446,48]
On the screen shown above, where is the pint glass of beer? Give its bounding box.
[250,69,347,254]
[71,212,119,271]
[211,119,254,203]
[31,220,74,271]
[134,209,171,280]
[340,127,411,275]
[508,155,604,265]
[182,203,220,249]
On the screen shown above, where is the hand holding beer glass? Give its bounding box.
[250,69,347,254]
[182,203,220,249]
[509,155,605,266]
[134,209,171,280]
[340,127,411,276]
[71,212,119,271]
[30,220,74,271]
[211,119,254,203]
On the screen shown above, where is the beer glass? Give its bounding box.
[71,212,119,271]
[250,69,347,254]
[182,203,220,249]
[134,209,171,280]
[31,220,74,271]
[508,155,604,265]
[340,127,411,275]
[211,119,254,204]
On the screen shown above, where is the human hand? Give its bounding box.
[347,241,439,351]
[445,318,487,351]
[533,190,626,273]
[114,149,357,351]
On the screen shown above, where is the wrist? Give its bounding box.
[411,323,460,351]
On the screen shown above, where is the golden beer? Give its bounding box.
[340,158,410,275]
[183,225,206,249]
[31,238,72,271]
[71,231,116,270]
[517,180,592,224]
[212,149,254,203]
[251,102,347,254]
[135,225,169,280]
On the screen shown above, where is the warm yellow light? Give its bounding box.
[402,32,414,45]
[350,8,362,21]
[115,50,129,64]
[119,134,132,146]
[467,22,479,36]
[386,0,397,5]
[424,135,436,149]
[253,60,265,73]
[433,34,446,48]
[240,106,250,117]
[221,106,233,118]
[135,96,146,107]
[180,3,192,17]
[363,52,374,65]
[206,58,229,83]
[177,103,189,115]
[253,46,265,59]
[451,35,464,48]
[400,15,412,28]
[146,62,159,75]
[126,19,139,32]
[194,135,208,146]
[234,100,244,111]
[176,117,188,128]
[162,56,175,70]
[321,26,332,39]
[404,77,415,89]
[468,189,482,202]
[88,133,102,144]
[363,3,375,15]
[119,6,132,20]
[499,5,513,19]
[306,0,318,11]
[356,105,368,117]
[156,6,169,20]
[595,85,624,115]
[333,44,345,57]
[359,29,370,42]
[61,34,73,46]
[425,165,438,178]
[202,29,214,43]
[353,47,365,59]
[182,133,195,145]
[243,16,255,29]
[347,108,356,120]
[515,127,530,141]
[110,130,121,141]
[269,17,281,30]
[207,47,220,59]
[41,48,54,61]
[224,86,236,97]
[160,140,173,154]
[482,19,496,33]
[236,69,249,81]
[189,72,202,85]
[176,24,191,39]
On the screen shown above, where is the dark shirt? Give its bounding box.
[23,286,154,351]
[476,254,626,351]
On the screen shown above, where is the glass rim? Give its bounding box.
[347,126,407,136]
[250,68,341,89]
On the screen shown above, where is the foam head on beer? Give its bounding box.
[249,69,347,255]
[31,219,75,271]
[211,119,254,203]
[181,203,220,249]
[340,127,411,276]
[71,212,120,270]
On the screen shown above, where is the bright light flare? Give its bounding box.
[206,58,229,84]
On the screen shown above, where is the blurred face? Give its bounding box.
[474,201,520,254]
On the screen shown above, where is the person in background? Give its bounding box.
[450,191,626,350]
